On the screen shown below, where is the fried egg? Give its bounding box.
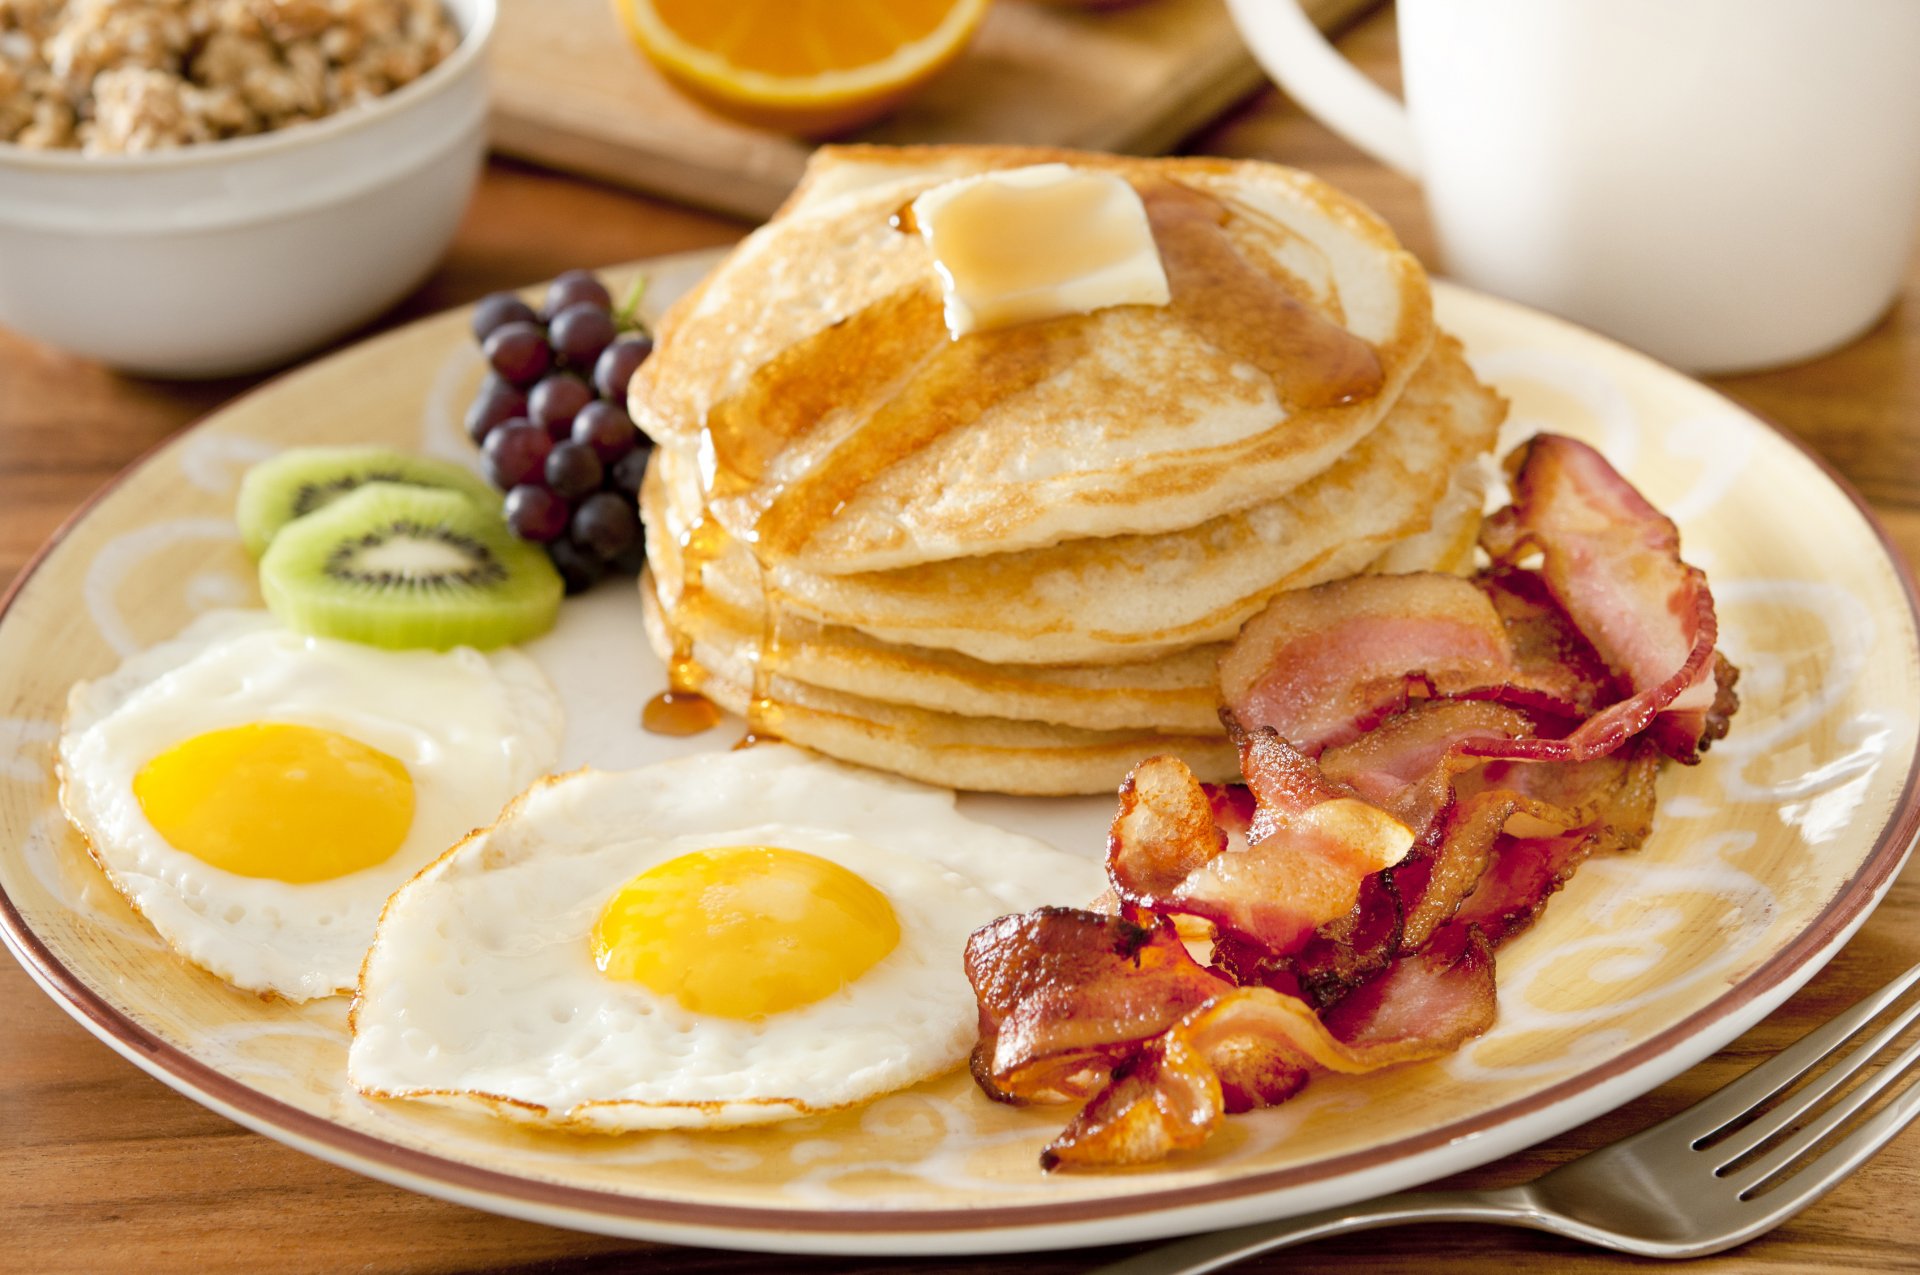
[347,745,1107,1130]
[58,610,563,1001]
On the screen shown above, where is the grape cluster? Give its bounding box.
[464,269,656,594]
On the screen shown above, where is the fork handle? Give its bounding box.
[1084,1187,1542,1275]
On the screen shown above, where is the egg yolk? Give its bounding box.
[132,723,415,883]
[591,845,900,1019]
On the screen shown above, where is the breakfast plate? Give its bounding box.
[1,248,1916,1255]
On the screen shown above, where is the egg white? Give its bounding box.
[58,610,563,1001]
[347,745,1107,1130]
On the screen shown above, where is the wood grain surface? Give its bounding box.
[489,0,1375,219]
[5,7,1920,1273]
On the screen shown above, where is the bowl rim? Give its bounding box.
[0,0,496,174]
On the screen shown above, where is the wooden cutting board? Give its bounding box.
[488,0,1377,221]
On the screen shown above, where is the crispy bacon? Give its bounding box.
[965,907,1229,1105]
[1043,932,1495,1169]
[1288,742,1659,1004]
[1698,653,1743,755]
[1452,745,1661,945]
[1216,868,1401,1008]
[1220,437,1725,768]
[1476,434,1718,763]
[1109,735,1414,958]
[1318,699,1532,837]
[1476,566,1619,715]
[1317,927,1497,1051]
[965,432,1740,1171]
[1245,701,1536,1003]
[1105,755,1229,907]
[1448,829,1591,947]
[1039,1028,1228,1170]
[1219,573,1516,756]
[1393,790,1519,952]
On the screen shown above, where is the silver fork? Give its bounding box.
[1089,958,1920,1273]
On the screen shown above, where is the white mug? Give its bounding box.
[1226,0,1920,373]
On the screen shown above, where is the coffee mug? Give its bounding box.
[1225,0,1920,372]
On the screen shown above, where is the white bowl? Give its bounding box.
[0,0,495,378]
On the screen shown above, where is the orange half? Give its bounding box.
[615,0,991,138]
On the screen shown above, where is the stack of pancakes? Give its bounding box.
[631,146,1504,795]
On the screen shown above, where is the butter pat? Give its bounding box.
[911,164,1171,339]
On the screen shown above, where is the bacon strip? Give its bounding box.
[1212,701,1525,1003]
[1134,699,1644,1013]
[1476,566,1619,715]
[1038,1028,1228,1171]
[1219,573,1516,756]
[1452,744,1662,946]
[1108,734,1415,958]
[1043,932,1495,1169]
[1392,791,1518,952]
[1318,927,1497,1051]
[1290,741,1660,1007]
[965,907,1229,1105]
[1318,699,1532,838]
[1221,437,1726,767]
[1449,830,1590,947]
[1474,434,1719,764]
[1213,869,1400,1007]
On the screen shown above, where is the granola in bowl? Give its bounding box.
[0,0,458,153]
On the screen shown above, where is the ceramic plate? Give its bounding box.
[3,251,1917,1256]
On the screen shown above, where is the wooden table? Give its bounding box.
[6,8,1920,1273]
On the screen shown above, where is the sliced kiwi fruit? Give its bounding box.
[260,483,563,651]
[237,445,499,558]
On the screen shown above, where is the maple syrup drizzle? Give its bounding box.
[643,689,721,736]
[642,466,790,748]
[741,511,791,747]
[701,286,943,505]
[641,506,727,738]
[751,312,1091,562]
[1138,179,1384,409]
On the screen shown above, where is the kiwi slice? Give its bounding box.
[260,483,563,651]
[237,445,499,558]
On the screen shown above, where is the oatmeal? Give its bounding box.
[0,0,458,154]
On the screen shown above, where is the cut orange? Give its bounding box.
[614,0,991,138]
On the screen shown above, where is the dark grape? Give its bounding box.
[593,336,654,400]
[504,483,570,542]
[571,400,637,464]
[550,303,617,370]
[529,373,594,438]
[482,419,552,490]
[485,320,552,387]
[470,292,536,343]
[544,269,612,317]
[608,536,648,576]
[609,445,652,498]
[464,375,528,445]
[547,537,606,595]
[572,491,641,561]
[545,440,604,500]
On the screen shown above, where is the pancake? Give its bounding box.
[639,574,1238,797]
[630,145,1434,575]
[643,500,1222,732]
[1370,448,1491,576]
[647,335,1503,666]
[641,467,1482,737]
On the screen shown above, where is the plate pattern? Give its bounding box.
[1,259,1916,1247]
